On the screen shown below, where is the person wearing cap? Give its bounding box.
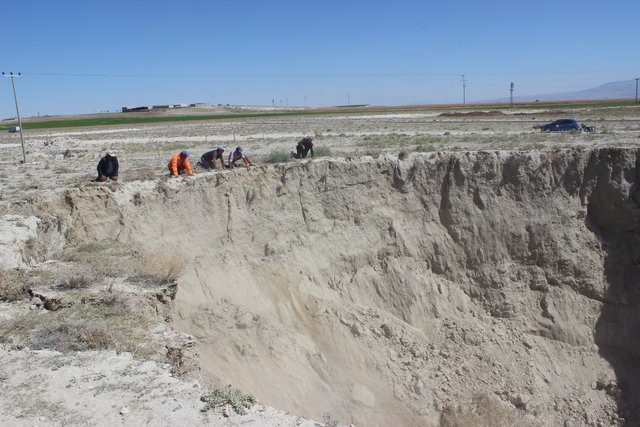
[198,146,227,170]
[168,150,193,177]
[228,146,254,169]
[96,152,119,181]
[292,136,314,159]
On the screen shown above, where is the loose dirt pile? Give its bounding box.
[1,107,640,426]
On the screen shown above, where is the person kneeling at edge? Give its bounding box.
[168,150,193,177]
[96,152,119,181]
[292,136,314,159]
[228,146,254,169]
[198,146,227,170]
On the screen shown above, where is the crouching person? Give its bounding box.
[96,152,119,181]
[228,146,254,169]
[168,150,193,177]
[199,146,227,170]
[292,136,314,159]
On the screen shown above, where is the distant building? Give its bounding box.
[122,106,149,113]
[121,103,204,112]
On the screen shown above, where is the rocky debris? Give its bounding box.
[166,333,198,376]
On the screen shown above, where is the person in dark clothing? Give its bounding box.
[96,153,119,181]
[292,136,314,159]
[198,146,227,170]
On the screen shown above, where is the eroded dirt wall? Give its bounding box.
[25,148,640,426]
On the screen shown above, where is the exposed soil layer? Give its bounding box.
[6,147,637,426]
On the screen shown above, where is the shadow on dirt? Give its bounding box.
[588,149,640,425]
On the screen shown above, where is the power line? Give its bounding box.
[21,71,463,79]
[20,70,627,79]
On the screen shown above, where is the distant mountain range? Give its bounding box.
[486,80,639,103]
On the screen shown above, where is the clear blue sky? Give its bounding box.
[1,0,639,117]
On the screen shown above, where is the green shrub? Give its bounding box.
[314,146,331,157]
[264,149,292,164]
[201,386,256,415]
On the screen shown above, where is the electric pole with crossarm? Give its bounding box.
[461,74,467,105]
[2,72,26,163]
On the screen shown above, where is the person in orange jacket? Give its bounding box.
[168,150,193,177]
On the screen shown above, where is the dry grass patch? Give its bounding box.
[132,251,187,284]
[61,241,187,286]
[0,269,29,302]
[415,143,436,152]
[58,268,95,290]
[61,240,135,278]
[0,294,151,353]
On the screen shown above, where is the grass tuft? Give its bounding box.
[59,270,94,290]
[314,146,331,157]
[133,252,187,284]
[263,149,292,164]
[0,269,29,302]
[201,385,256,415]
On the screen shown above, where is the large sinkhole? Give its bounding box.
[40,148,640,426]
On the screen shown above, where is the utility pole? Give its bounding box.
[461,74,467,106]
[2,72,26,163]
[510,82,514,107]
[635,77,639,104]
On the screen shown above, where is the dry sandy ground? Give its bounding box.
[1,105,638,205]
[1,105,639,426]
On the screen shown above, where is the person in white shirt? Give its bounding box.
[228,146,254,169]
